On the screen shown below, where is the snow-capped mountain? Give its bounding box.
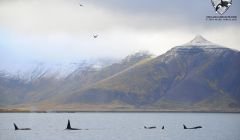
[1,36,240,112]
[65,35,240,111]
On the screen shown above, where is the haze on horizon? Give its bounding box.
[0,0,240,73]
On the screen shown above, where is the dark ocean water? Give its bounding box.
[0,113,240,140]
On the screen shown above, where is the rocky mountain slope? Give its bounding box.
[1,36,240,112]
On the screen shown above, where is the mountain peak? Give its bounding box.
[169,35,233,57]
[190,35,209,44]
[182,35,216,47]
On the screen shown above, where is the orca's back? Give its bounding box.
[183,124,187,129]
[67,120,71,129]
[13,123,18,130]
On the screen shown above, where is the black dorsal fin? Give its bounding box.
[14,123,18,130]
[67,120,71,129]
[183,124,187,129]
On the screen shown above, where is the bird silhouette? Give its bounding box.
[93,35,98,38]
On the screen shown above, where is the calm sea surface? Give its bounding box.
[0,113,240,140]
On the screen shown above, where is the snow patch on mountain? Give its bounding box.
[182,35,217,47]
[160,35,238,63]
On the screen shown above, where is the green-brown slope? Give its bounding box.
[68,36,240,111]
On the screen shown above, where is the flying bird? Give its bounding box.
[79,4,84,7]
[93,34,98,38]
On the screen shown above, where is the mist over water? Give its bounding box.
[0,113,240,140]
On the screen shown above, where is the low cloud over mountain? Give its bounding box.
[1,36,240,112]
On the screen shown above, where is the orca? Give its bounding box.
[162,126,164,130]
[65,120,81,130]
[183,124,202,129]
[13,123,31,130]
[215,0,232,12]
[144,126,157,129]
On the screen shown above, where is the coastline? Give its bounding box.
[1,109,240,113]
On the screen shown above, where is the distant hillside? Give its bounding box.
[1,36,240,112]
[65,35,240,112]
[0,51,153,110]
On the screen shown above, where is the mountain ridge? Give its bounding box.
[1,36,240,112]
[66,35,240,110]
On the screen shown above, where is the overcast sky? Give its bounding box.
[0,0,240,72]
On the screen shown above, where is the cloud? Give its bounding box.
[0,0,116,34]
[1,0,239,34]
[0,0,239,73]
